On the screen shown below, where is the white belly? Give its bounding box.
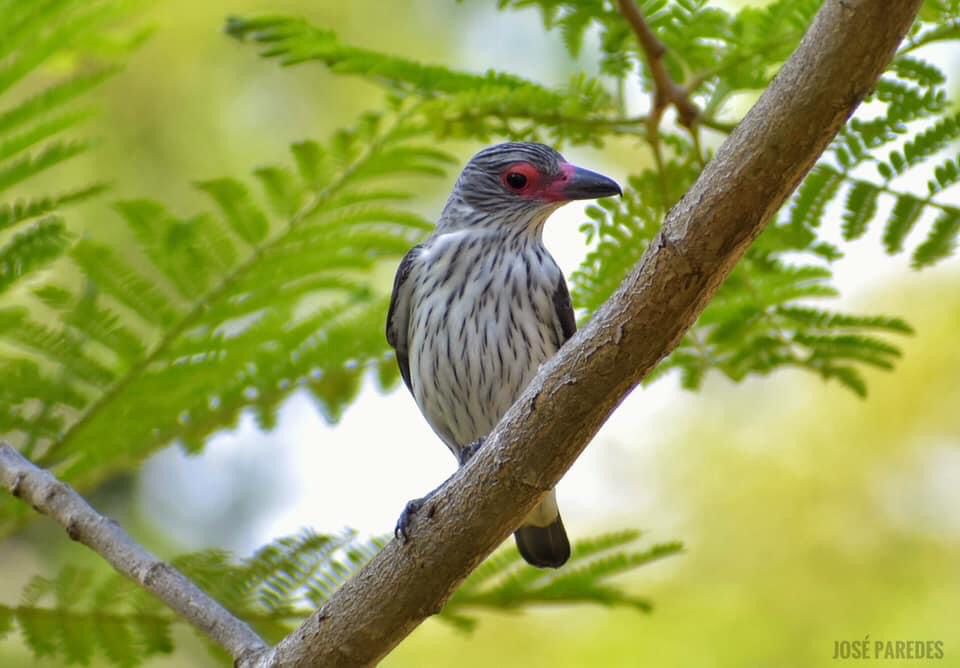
[408,243,564,454]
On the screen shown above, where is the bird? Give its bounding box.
[386,142,621,568]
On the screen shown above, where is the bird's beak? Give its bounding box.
[546,163,622,201]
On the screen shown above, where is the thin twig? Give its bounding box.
[0,443,267,663]
[616,0,700,129]
[616,0,706,194]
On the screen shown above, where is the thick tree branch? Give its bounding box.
[0,443,267,663]
[237,2,921,666]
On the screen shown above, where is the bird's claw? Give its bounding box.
[395,496,427,541]
[457,437,484,466]
[395,440,482,542]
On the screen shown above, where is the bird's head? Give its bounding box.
[442,142,621,232]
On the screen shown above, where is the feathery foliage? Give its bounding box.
[3,3,955,492]
[512,0,958,394]
[0,0,137,298]
[572,165,916,396]
[225,15,624,145]
[226,3,959,399]
[1,0,958,663]
[442,530,682,630]
[1,529,679,665]
[0,109,450,533]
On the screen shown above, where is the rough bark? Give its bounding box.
[244,1,923,666]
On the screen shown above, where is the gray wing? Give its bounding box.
[386,244,423,394]
[552,274,577,344]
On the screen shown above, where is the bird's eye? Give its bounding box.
[505,172,527,189]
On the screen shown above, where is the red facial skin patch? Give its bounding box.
[539,163,576,202]
[500,162,574,202]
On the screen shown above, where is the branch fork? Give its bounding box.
[616,0,700,130]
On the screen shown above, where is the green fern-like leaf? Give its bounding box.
[0,110,453,527]
[913,210,960,267]
[790,165,844,230]
[0,185,108,232]
[571,158,912,397]
[884,194,926,253]
[0,140,88,194]
[890,54,947,87]
[34,284,147,365]
[2,528,678,661]
[226,14,622,146]
[0,306,116,388]
[225,16,552,95]
[443,532,682,627]
[787,42,960,267]
[0,68,117,137]
[929,155,960,194]
[196,178,271,245]
[0,216,71,293]
[70,239,183,327]
[3,563,174,667]
[0,1,139,301]
[888,111,960,175]
[841,181,880,241]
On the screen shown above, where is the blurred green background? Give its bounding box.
[2,0,959,666]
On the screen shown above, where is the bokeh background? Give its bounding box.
[2,1,959,666]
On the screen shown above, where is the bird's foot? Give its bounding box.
[457,437,485,466]
[395,439,484,542]
[395,490,436,541]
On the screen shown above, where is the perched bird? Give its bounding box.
[386,142,621,568]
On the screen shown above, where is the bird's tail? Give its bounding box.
[514,490,570,568]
